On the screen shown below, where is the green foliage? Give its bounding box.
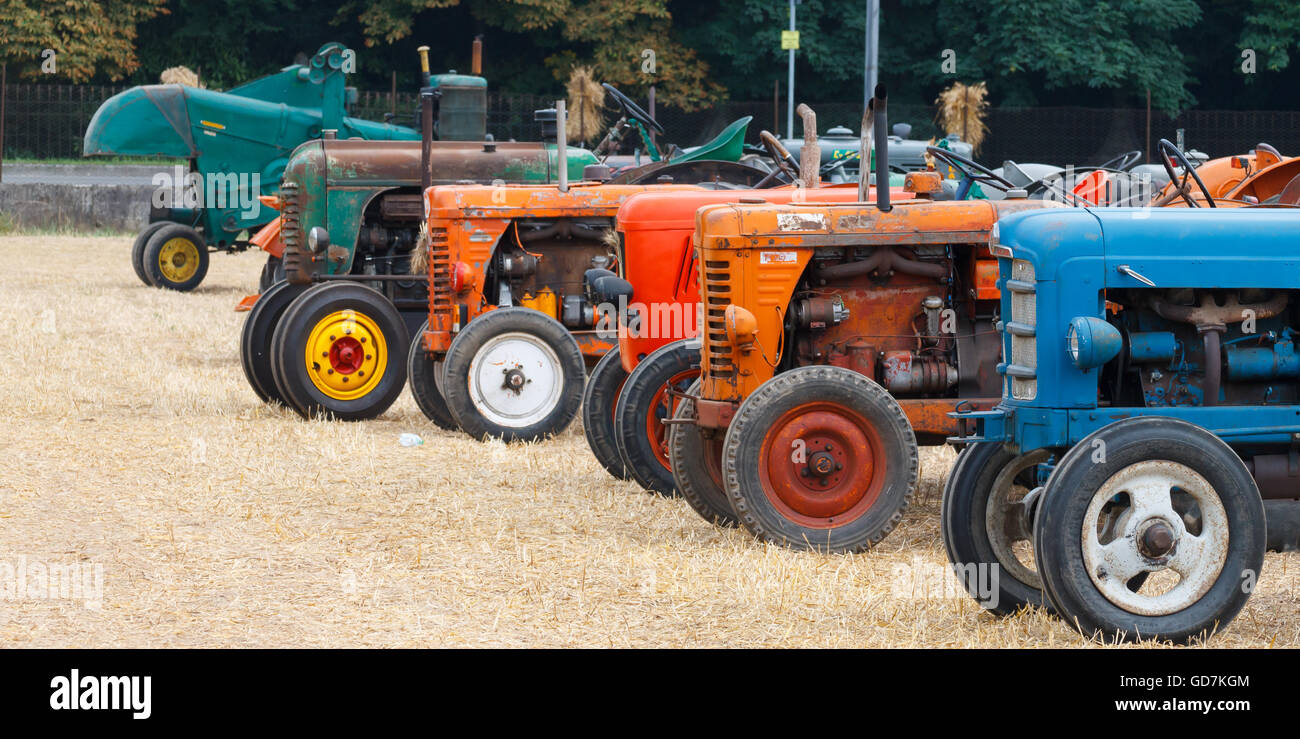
[9,0,1300,114]
[1240,0,1300,72]
[0,0,167,82]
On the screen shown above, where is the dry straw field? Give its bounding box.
[2,233,1297,648]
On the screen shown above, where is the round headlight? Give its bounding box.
[1066,316,1122,370]
[307,226,329,251]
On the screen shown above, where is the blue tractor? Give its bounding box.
[944,205,1300,643]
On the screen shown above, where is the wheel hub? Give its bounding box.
[467,332,564,427]
[158,237,200,283]
[759,404,882,526]
[304,310,386,401]
[502,366,528,393]
[1138,519,1176,559]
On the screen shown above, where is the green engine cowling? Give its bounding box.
[279,138,598,284]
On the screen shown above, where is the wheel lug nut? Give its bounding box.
[360,337,366,343]
[825,443,833,451]
[327,369,334,374]
[835,463,842,471]
[322,351,329,357]
[329,335,336,341]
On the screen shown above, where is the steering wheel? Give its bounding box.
[601,83,664,135]
[1158,138,1215,208]
[1096,150,1142,172]
[926,146,1015,199]
[758,130,800,184]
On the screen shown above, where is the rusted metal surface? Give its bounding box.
[420,182,700,356]
[691,197,1057,440]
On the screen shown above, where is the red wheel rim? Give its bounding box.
[758,402,884,529]
[646,369,699,469]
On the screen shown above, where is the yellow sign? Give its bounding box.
[781,30,800,50]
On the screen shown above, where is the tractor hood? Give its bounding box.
[84,84,419,158]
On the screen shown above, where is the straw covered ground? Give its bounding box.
[2,233,1297,648]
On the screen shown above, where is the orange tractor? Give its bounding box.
[1152,140,1300,207]
[664,88,1063,550]
[410,181,702,440]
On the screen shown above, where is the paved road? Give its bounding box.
[0,163,173,186]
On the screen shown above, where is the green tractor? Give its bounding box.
[84,42,420,291]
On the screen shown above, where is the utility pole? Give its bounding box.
[864,0,879,109]
[787,0,797,139]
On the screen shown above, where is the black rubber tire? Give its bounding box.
[407,320,459,431]
[614,339,700,495]
[722,366,918,553]
[143,223,209,292]
[582,347,633,480]
[940,441,1052,616]
[442,307,585,442]
[270,282,409,421]
[668,379,737,527]
[1034,417,1266,644]
[259,255,286,293]
[239,280,308,405]
[131,221,171,287]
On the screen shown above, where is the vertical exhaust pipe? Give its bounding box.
[472,36,483,76]
[420,91,434,193]
[556,99,569,192]
[796,103,819,190]
[873,84,890,212]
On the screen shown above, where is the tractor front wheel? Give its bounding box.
[940,442,1053,616]
[239,280,308,405]
[131,221,171,286]
[722,366,918,553]
[407,321,458,431]
[614,339,700,495]
[270,283,409,421]
[1034,417,1265,644]
[668,379,735,527]
[441,307,585,442]
[143,223,208,291]
[582,347,633,480]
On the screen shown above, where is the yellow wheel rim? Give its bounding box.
[304,309,387,401]
[157,237,201,284]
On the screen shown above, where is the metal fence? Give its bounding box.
[5,82,1300,166]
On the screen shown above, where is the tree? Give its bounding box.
[335,0,721,109]
[0,0,167,82]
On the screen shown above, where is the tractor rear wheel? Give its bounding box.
[1034,417,1265,644]
[615,339,700,495]
[131,221,170,286]
[270,282,409,421]
[407,321,458,431]
[582,347,633,480]
[442,307,585,442]
[240,280,308,405]
[940,442,1053,615]
[668,379,736,527]
[722,366,918,553]
[143,223,208,291]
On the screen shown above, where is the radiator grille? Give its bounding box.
[701,258,735,380]
[279,182,306,283]
[1007,258,1037,400]
[427,226,452,327]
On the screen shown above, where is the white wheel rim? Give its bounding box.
[466,332,564,428]
[1081,460,1229,616]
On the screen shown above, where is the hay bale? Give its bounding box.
[160,66,204,88]
[566,66,606,145]
[935,82,988,155]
